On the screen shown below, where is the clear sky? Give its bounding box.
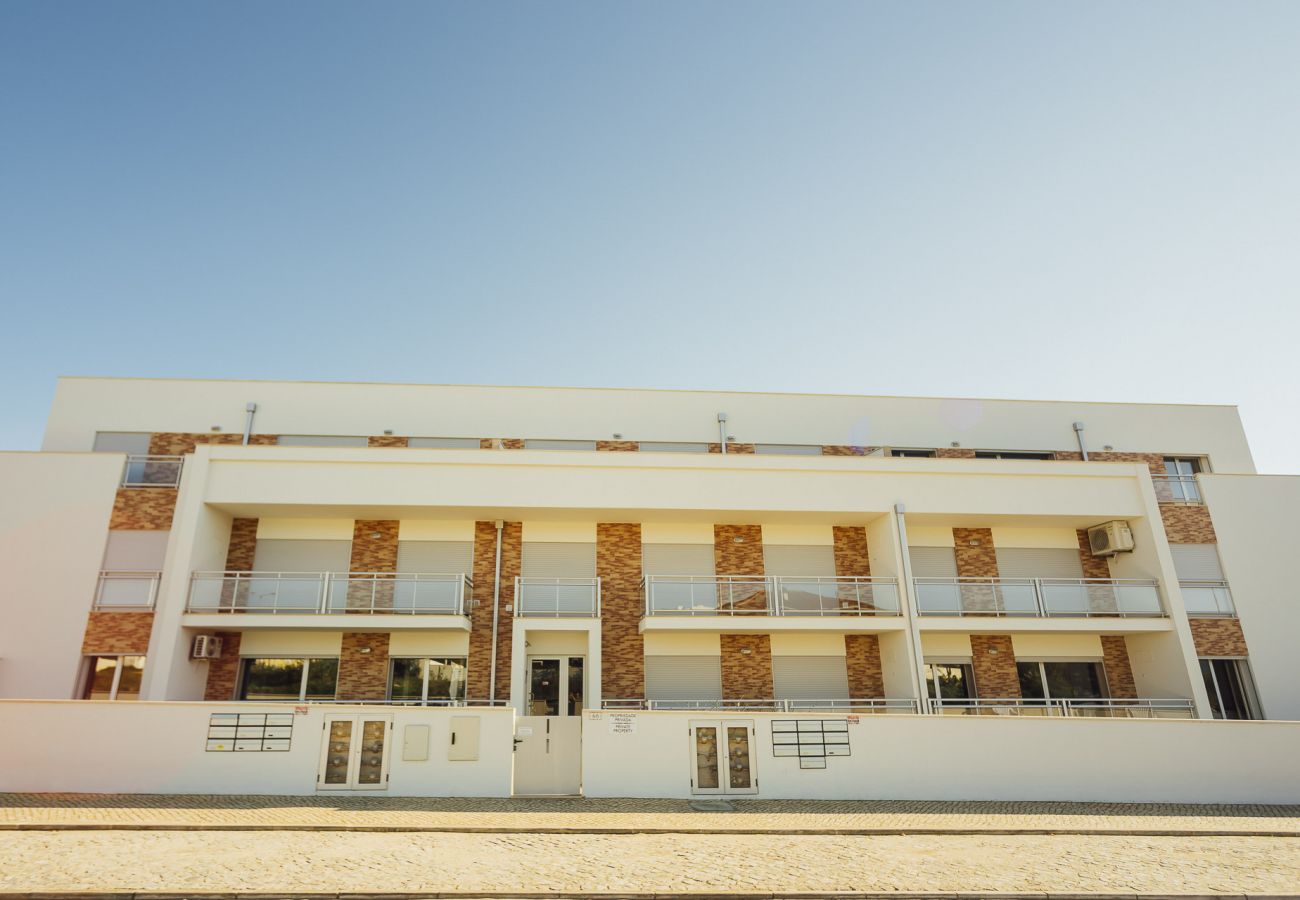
[2,2,1298,470]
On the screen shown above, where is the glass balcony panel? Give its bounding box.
[95,575,157,609]
[914,581,961,614]
[996,582,1039,615]
[1039,582,1090,615]
[1181,583,1235,616]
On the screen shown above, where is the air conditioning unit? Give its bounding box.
[191,634,224,660]
[1088,520,1135,556]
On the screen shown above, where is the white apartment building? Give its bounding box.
[1,376,1297,801]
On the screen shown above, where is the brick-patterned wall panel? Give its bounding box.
[832,526,871,577]
[479,438,525,450]
[597,523,644,699]
[721,634,773,699]
[937,448,977,459]
[1076,529,1112,579]
[466,521,522,701]
[337,632,391,701]
[1100,636,1137,699]
[714,524,766,611]
[1190,618,1249,657]
[596,441,639,452]
[1054,450,1084,461]
[203,631,242,701]
[225,518,259,570]
[821,445,874,456]
[1087,451,1166,475]
[970,634,1021,699]
[953,528,997,578]
[245,434,279,446]
[708,443,755,454]
[368,435,409,447]
[81,612,155,655]
[109,488,178,530]
[1162,505,1218,543]
[350,520,398,572]
[844,634,884,697]
[147,433,242,456]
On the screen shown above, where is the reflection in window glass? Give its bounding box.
[240,658,305,701]
[304,658,339,700]
[115,656,145,700]
[84,658,119,699]
[388,657,468,703]
[1017,661,1106,700]
[925,663,974,702]
[1200,658,1260,720]
[83,655,146,701]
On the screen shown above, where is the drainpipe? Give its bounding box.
[1072,421,1088,461]
[893,503,928,711]
[717,412,729,454]
[488,519,504,703]
[242,403,257,446]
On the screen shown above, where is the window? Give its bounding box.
[753,444,823,456]
[1017,661,1107,700]
[82,655,145,700]
[890,449,936,458]
[238,657,338,701]
[388,657,467,704]
[407,437,481,449]
[523,439,597,451]
[925,662,974,707]
[1164,457,1203,476]
[276,435,368,447]
[92,432,151,454]
[1200,658,1261,720]
[638,442,709,453]
[1162,457,1204,503]
[974,450,1054,460]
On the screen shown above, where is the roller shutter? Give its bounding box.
[909,547,958,577]
[1171,545,1225,581]
[102,531,170,571]
[772,656,850,700]
[521,542,597,577]
[92,432,151,454]
[994,548,1084,579]
[644,655,723,702]
[252,539,352,572]
[763,544,835,576]
[642,544,715,576]
[396,541,474,574]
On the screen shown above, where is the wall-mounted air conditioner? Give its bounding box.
[191,634,224,660]
[1088,520,1135,556]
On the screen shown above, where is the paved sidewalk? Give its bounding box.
[1,830,1298,895]
[2,793,1299,835]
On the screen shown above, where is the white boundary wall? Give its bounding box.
[0,701,514,797]
[582,710,1300,803]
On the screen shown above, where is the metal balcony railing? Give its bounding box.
[642,575,902,617]
[514,577,601,617]
[601,698,919,713]
[93,572,160,610]
[1180,581,1236,617]
[1152,474,1202,504]
[913,577,1165,618]
[932,697,1195,718]
[120,455,184,488]
[186,571,472,615]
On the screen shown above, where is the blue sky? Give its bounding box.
[2,2,1297,470]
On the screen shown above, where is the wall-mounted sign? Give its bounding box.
[206,713,294,752]
[771,719,850,769]
[607,713,638,735]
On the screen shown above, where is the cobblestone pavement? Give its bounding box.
[3,793,1299,834]
[1,830,1297,894]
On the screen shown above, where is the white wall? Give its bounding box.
[0,453,122,699]
[582,710,1300,802]
[0,701,514,797]
[1200,475,1300,720]
[42,377,1256,473]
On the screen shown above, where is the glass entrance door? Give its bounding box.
[689,720,757,794]
[527,656,584,716]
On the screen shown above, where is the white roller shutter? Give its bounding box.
[642,544,715,576]
[645,656,723,702]
[773,656,849,700]
[994,548,1084,579]
[763,544,835,577]
[521,542,596,577]
[1171,545,1225,581]
[276,435,368,447]
[396,541,474,574]
[102,531,170,571]
[408,437,480,448]
[93,432,151,454]
[252,539,352,572]
[909,547,958,578]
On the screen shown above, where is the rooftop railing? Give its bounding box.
[932,698,1194,718]
[914,577,1165,618]
[120,455,184,488]
[1152,474,1202,504]
[514,577,601,617]
[186,571,472,615]
[1180,581,1236,617]
[93,572,160,610]
[602,698,919,713]
[642,575,901,617]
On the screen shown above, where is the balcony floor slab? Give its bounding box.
[916,616,1172,634]
[181,613,471,632]
[639,616,907,634]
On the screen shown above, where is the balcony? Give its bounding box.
[914,577,1165,618]
[602,698,919,713]
[1181,581,1236,617]
[186,571,471,615]
[932,698,1195,718]
[1152,474,1201,504]
[94,572,160,610]
[642,575,901,617]
[514,577,601,617]
[121,455,183,488]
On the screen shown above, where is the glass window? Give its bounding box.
[239,657,338,701]
[276,435,368,447]
[1200,658,1261,720]
[753,444,823,456]
[925,662,974,703]
[388,657,467,704]
[974,450,1054,460]
[639,442,709,453]
[1164,457,1203,476]
[890,449,936,458]
[1017,661,1106,700]
[82,655,146,701]
[407,437,481,449]
[523,439,597,451]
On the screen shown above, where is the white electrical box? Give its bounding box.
[402,724,430,761]
[448,716,480,761]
